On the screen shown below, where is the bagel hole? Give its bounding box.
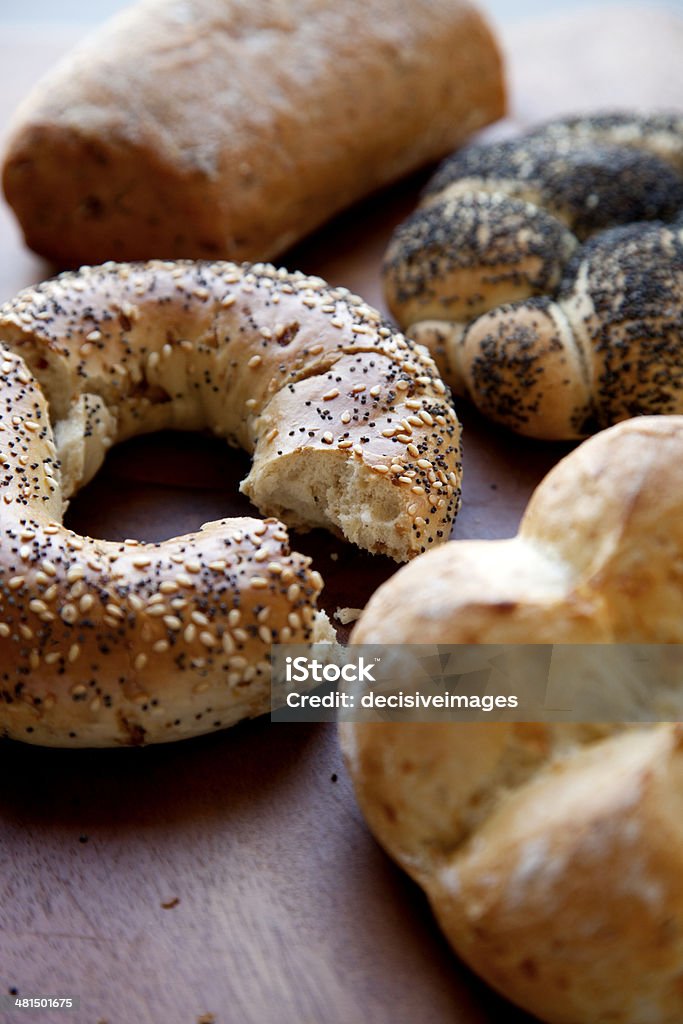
[64,430,256,542]
[63,430,397,638]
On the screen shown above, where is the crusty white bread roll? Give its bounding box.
[0,259,461,747]
[341,416,683,1024]
[2,0,504,267]
[384,112,683,439]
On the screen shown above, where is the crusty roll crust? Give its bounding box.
[384,112,683,439]
[341,416,683,1024]
[2,0,504,266]
[0,259,461,747]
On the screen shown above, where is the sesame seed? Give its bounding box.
[200,631,217,648]
[248,354,262,369]
[323,388,340,401]
[164,615,183,631]
[68,644,81,664]
[153,640,170,653]
[67,566,85,583]
[185,560,202,574]
[146,604,167,618]
[341,410,351,424]
[208,560,227,572]
[134,653,148,671]
[374,465,390,474]
[0,623,9,638]
[258,625,272,645]
[41,560,57,577]
[407,444,420,458]
[29,599,48,615]
[322,432,334,444]
[60,602,77,626]
[251,577,268,589]
[184,624,197,644]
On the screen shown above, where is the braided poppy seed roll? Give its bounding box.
[384,112,683,438]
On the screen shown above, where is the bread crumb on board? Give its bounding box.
[334,607,363,625]
[197,1015,216,1024]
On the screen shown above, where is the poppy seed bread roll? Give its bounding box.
[384,112,683,439]
[2,0,504,267]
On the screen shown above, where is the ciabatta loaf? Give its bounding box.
[2,0,504,266]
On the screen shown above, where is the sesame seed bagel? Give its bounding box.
[384,111,683,439]
[0,259,461,747]
[341,416,683,1024]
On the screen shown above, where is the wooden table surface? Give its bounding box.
[1,7,683,1024]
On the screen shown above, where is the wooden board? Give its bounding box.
[1,7,683,1023]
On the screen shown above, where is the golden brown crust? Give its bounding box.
[2,0,504,266]
[342,416,683,1024]
[0,258,461,747]
[384,112,683,439]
